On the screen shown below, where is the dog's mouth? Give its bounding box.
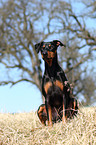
[43,51,56,59]
[41,51,57,66]
[41,55,53,66]
[43,56,53,60]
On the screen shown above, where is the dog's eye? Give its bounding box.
[43,45,45,49]
[49,45,53,49]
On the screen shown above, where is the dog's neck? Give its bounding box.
[44,53,60,78]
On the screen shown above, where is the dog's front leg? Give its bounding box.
[62,95,66,124]
[48,104,52,126]
[45,99,52,126]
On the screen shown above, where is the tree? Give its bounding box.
[0,0,56,92]
[81,75,96,105]
[0,0,96,105]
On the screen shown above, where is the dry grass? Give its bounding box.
[0,107,96,145]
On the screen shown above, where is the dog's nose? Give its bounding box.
[42,51,48,56]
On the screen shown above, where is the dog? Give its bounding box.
[37,98,78,125]
[35,40,78,126]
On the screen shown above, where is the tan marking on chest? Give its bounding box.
[44,82,52,94]
[54,80,63,91]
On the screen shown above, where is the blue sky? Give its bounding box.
[0,82,42,113]
[0,36,60,113]
[0,1,96,113]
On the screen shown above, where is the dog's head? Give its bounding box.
[35,40,65,66]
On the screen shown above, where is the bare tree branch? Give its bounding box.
[0,0,96,105]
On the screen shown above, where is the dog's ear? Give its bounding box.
[35,42,43,53]
[53,40,66,47]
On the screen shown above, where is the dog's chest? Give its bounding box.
[44,79,63,94]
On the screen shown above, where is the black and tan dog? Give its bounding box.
[35,40,78,126]
[37,97,78,125]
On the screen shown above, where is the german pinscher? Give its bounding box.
[35,40,78,126]
[37,97,78,125]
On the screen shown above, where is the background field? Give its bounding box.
[0,107,95,145]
